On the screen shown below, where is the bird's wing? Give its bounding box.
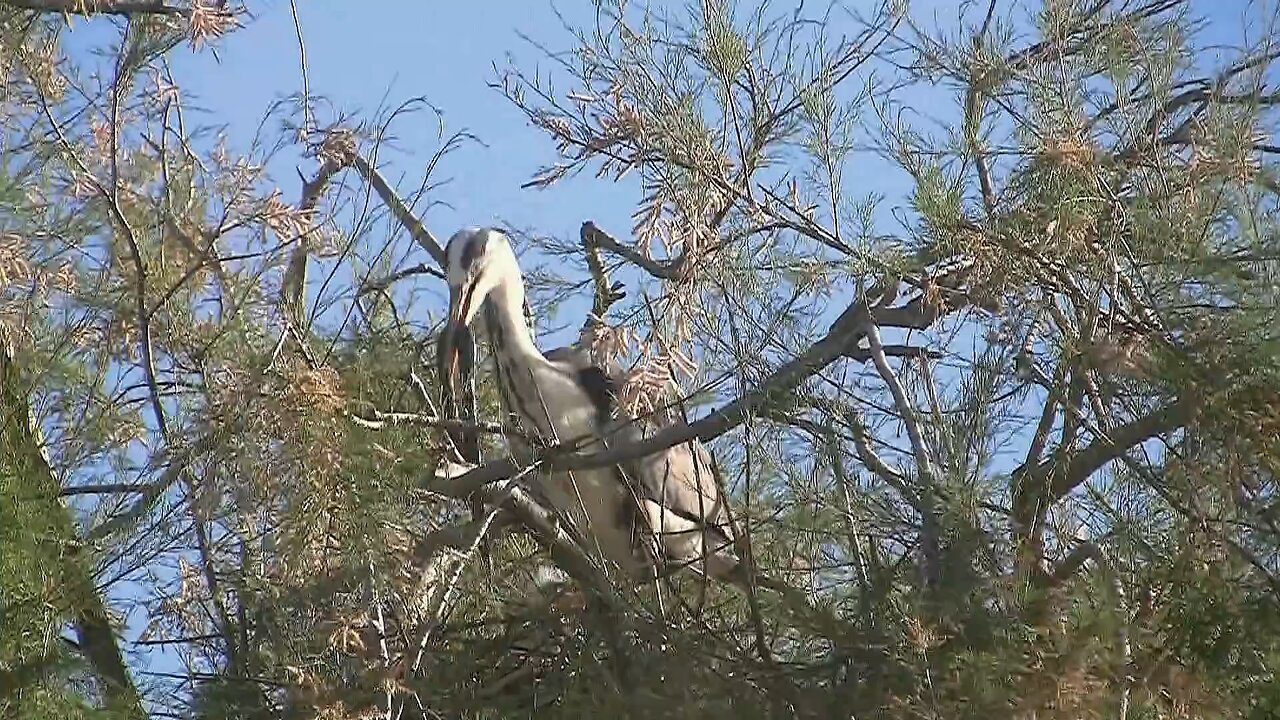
[544,342,621,378]
[542,344,584,367]
[545,339,739,574]
[621,429,725,523]
[590,379,739,573]
[626,430,738,557]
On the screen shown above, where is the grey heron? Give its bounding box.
[436,227,743,586]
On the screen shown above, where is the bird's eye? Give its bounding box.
[460,236,483,272]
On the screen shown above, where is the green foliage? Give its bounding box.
[0,350,122,720]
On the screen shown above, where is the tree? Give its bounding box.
[1,0,1278,718]
[497,0,1280,714]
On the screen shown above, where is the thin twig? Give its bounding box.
[288,0,313,137]
[579,221,628,323]
[60,483,150,496]
[862,305,943,587]
[358,263,445,296]
[346,407,512,438]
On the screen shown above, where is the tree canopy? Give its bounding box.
[1,0,1278,718]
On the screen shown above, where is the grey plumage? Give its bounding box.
[437,227,740,584]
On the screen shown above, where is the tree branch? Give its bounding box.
[280,156,344,323]
[435,296,878,498]
[85,430,216,543]
[346,406,527,442]
[862,306,944,588]
[844,342,941,363]
[579,221,627,322]
[1047,400,1190,502]
[581,220,684,281]
[1049,541,1102,586]
[357,263,444,296]
[60,482,149,496]
[462,466,625,611]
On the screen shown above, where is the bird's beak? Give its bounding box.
[438,274,486,464]
[439,282,474,409]
[446,278,471,332]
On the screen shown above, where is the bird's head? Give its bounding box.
[438,227,520,408]
[443,227,520,331]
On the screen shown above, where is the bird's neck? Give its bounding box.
[483,280,549,369]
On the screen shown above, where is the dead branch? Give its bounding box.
[280,156,344,323]
[861,303,943,587]
[579,221,628,322]
[581,220,684,281]
[1046,400,1190,503]
[358,263,445,296]
[436,295,874,497]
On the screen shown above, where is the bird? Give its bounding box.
[435,226,743,586]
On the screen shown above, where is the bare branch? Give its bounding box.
[844,343,941,363]
[863,316,937,485]
[1046,400,1190,502]
[581,220,684,281]
[842,404,908,490]
[863,306,944,587]
[437,296,877,498]
[60,483,149,496]
[476,474,625,611]
[580,221,628,322]
[85,431,216,543]
[346,407,514,439]
[280,156,344,323]
[358,263,444,296]
[1050,541,1102,585]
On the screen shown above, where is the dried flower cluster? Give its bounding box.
[317,128,358,168]
[0,233,33,288]
[279,362,345,416]
[581,319,635,371]
[1038,130,1097,171]
[262,190,316,245]
[616,358,675,420]
[188,1,240,49]
[1188,142,1262,183]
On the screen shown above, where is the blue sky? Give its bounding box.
[155,0,929,347]
[54,0,1262,375]
[169,0,651,344]
[73,0,1253,349]
[171,0,628,232]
